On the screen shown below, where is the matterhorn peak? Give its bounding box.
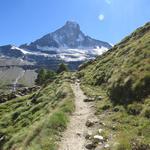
[64,21,80,30]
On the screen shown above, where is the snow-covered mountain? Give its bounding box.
[20,21,112,51]
[0,21,112,70]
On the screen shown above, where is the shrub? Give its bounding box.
[57,63,68,74]
[36,68,56,85]
[76,72,84,78]
[144,108,150,119]
[108,78,133,104]
[127,103,143,115]
[109,74,150,104]
[102,104,111,110]
[94,71,106,85]
[133,74,150,100]
[11,111,20,121]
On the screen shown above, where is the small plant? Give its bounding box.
[144,108,150,119]
[127,103,143,115]
[102,104,111,110]
[132,74,150,100]
[11,111,20,121]
[47,111,68,131]
[115,134,131,150]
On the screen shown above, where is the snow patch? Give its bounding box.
[11,45,49,57]
[11,46,32,54]
[10,45,109,63]
[93,46,108,55]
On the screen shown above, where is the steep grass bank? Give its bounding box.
[0,73,75,150]
[79,22,150,104]
[79,22,150,149]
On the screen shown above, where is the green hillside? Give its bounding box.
[79,22,150,104]
[0,73,74,150]
[79,22,150,149]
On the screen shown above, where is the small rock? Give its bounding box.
[98,129,103,134]
[93,135,104,143]
[76,79,80,83]
[86,119,98,127]
[84,97,95,102]
[104,144,110,148]
[112,125,117,130]
[96,96,103,100]
[113,107,120,112]
[76,132,81,136]
[86,120,94,127]
[99,122,106,126]
[85,142,96,149]
[85,131,92,139]
[0,136,5,142]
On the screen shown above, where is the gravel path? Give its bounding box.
[58,82,94,150]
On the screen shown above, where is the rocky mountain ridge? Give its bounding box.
[0,21,112,70]
[20,21,111,51]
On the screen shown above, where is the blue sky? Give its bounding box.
[0,0,150,46]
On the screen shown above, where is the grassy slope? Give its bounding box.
[79,22,150,149]
[79,22,150,103]
[0,73,75,150]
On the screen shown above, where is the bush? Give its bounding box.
[127,103,143,115]
[36,68,56,85]
[108,74,150,104]
[11,111,20,121]
[76,72,84,79]
[57,63,68,74]
[102,104,111,110]
[144,108,150,119]
[109,78,133,104]
[133,74,150,100]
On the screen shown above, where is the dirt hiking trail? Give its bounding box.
[59,82,96,150]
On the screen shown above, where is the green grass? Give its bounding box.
[0,74,75,150]
[79,22,150,104]
[81,84,150,149]
[79,22,150,149]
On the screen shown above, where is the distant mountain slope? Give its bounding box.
[20,21,112,51]
[79,22,150,103]
[0,21,112,70]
